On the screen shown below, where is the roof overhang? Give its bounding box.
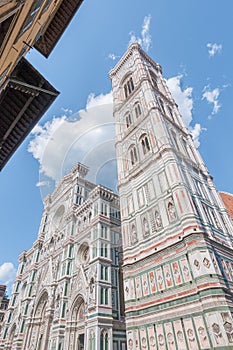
[34,0,83,58]
[0,57,59,170]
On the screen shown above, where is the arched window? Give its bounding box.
[140,134,151,155]
[159,97,165,114]
[123,76,134,98]
[125,113,132,128]
[89,330,95,350]
[134,102,142,118]
[149,70,158,89]
[100,329,109,350]
[129,145,138,166]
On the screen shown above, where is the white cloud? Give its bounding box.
[222,83,231,89]
[29,116,67,181]
[0,262,16,289]
[28,92,117,197]
[36,181,51,187]
[207,43,222,57]
[167,75,204,147]
[29,78,206,198]
[86,91,112,108]
[129,15,152,52]
[202,86,221,117]
[141,15,152,52]
[189,123,206,148]
[108,53,119,61]
[166,75,193,126]
[61,107,73,114]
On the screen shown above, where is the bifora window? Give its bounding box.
[100,329,109,350]
[124,77,134,98]
[149,70,159,89]
[140,134,151,155]
[125,113,132,128]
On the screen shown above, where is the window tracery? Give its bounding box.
[123,77,134,98]
[125,113,132,128]
[140,134,151,155]
[100,329,109,350]
[149,70,159,90]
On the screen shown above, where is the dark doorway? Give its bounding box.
[78,334,85,350]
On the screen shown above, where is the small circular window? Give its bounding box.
[78,243,90,264]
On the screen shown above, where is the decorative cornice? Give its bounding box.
[109,43,162,78]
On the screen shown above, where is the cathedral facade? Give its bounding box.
[109,43,233,349]
[0,163,126,350]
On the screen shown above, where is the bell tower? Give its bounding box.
[110,43,233,349]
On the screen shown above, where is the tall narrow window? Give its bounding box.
[100,288,109,304]
[126,113,132,128]
[101,225,108,239]
[135,102,142,118]
[149,70,158,89]
[101,243,108,258]
[20,320,25,333]
[123,76,134,98]
[101,265,108,280]
[89,330,95,350]
[140,135,151,155]
[128,77,134,93]
[124,84,128,98]
[129,146,138,166]
[100,329,109,350]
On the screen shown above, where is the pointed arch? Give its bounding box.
[134,101,142,118]
[128,144,138,166]
[100,329,109,350]
[125,112,132,128]
[139,133,151,155]
[70,294,86,322]
[121,72,135,99]
[34,290,48,318]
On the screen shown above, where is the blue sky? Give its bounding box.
[1,0,233,293]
